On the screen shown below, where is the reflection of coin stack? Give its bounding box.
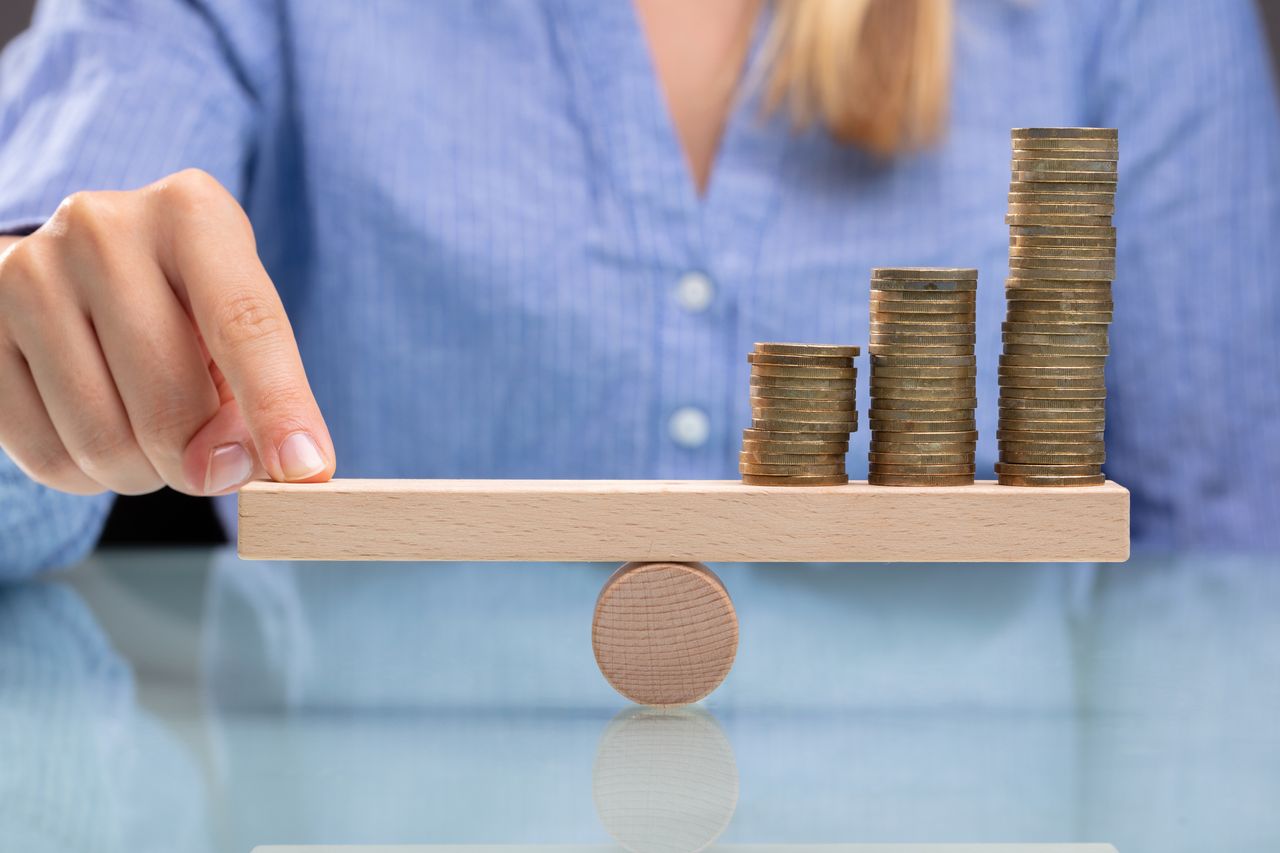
[999,128,1116,487]
[741,343,860,486]
[868,268,978,486]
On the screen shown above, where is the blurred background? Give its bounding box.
[2,0,1279,548]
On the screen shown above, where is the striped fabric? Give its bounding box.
[2,0,1279,577]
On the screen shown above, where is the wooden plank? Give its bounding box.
[237,479,1129,563]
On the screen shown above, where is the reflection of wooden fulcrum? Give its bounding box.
[238,478,1130,706]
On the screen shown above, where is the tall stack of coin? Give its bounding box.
[867,268,978,486]
[741,342,860,486]
[999,127,1116,487]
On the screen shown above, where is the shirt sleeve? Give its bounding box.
[0,0,263,576]
[1088,0,1280,549]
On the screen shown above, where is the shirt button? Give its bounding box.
[674,271,715,313]
[668,406,710,449]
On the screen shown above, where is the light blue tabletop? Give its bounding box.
[1,549,1277,852]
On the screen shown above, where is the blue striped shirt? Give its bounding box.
[2,0,1280,576]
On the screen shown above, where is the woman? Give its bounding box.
[1,0,1278,575]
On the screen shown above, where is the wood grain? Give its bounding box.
[592,562,738,707]
[237,479,1130,563]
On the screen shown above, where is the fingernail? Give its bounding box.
[278,432,326,480]
[205,443,253,494]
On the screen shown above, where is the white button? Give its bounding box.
[668,406,710,448]
[674,271,715,313]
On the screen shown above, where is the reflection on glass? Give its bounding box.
[0,581,209,852]
[593,707,738,853]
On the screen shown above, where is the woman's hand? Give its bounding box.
[0,169,334,496]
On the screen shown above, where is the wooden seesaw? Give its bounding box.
[238,479,1130,706]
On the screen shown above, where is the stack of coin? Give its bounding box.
[999,127,1116,487]
[867,268,978,486]
[741,342,860,486]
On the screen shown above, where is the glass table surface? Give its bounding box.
[1,548,1277,853]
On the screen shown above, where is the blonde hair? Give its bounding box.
[762,0,953,156]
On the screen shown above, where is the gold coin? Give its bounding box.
[748,352,854,368]
[740,462,848,476]
[1003,332,1108,347]
[1006,281,1114,295]
[749,383,857,401]
[1006,214,1114,228]
[871,404,975,418]
[871,267,978,281]
[1009,191,1116,205]
[868,451,975,464]
[1003,344,1109,358]
[741,473,850,486]
[740,451,847,465]
[1010,254,1116,270]
[868,473,975,487]
[742,436,850,454]
[998,384,1105,399]
[993,425,1105,438]
[871,429,979,443]
[871,419,977,432]
[1000,355,1107,368]
[1006,311,1112,324]
[1003,321,1109,334]
[999,442,1105,456]
[1006,297,1114,311]
[998,363,1106,376]
[1000,396,1105,411]
[1012,127,1117,140]
[871,354,976,367]
[1011,135,1118,149]
[870,373,976,386]
[1012,147,1119,161]
[869,289,977,304]
[871,398,978,411]
[1009,180,1119,196]
[1012,158,1117,173]
[998,419,1104,433]
[1009,269,1114,284]
[1008,203,1115,217]
[999,379,1106,392]
[754,342,861,358]
[870,345,976,357]
[743,427,849,443]
[1000,453,1105,467]
[1010,170,1118,184]
[1010,252,1116,265]
[872,308,977,322]
[751,364,858,379]
[870,281,977,295]
[752,418,856,434]
[870,318,974,331]
[870,464,977,476]
[751,395,856,412]
[1009,224,1116,237]
[750,375,857,389]
[871,332,977,345]
[997,473,1106,487]
[1000,404,1104,419]
[752,409,859,426]
[870,388,975,402]
[995,464,1102,478]
[1009,235,1116,249]
[871,445,978,458]
[873,366,977,379]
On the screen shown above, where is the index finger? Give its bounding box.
[151,170,335,483]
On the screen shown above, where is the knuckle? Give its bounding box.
[20,443,78,487]
[0,240,57,315]
[74,424,140,473]
[157,168,228,215]
[133,392,200,448]
[213,290,286,351]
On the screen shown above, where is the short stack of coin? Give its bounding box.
[741,342,860,486]
[867,268,978,486]
[999,127,1116,487]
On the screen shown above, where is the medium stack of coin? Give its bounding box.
[741,342,860,486]
[999,127,1116,487]
[867,268,978,486]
